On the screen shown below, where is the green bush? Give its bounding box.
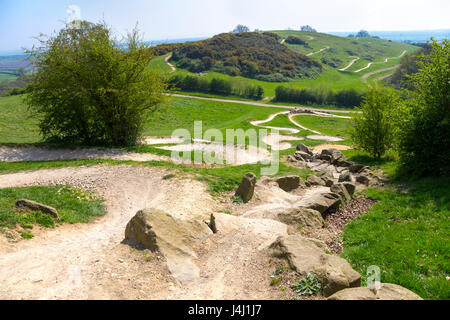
[350,86,401,158]
[397,39,450,176]
[24,21,166,146]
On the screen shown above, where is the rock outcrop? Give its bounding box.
[269,235,361,296]
[306,174,326,186]
[328,283,423,300]
[125,208,212,284]
[14,199,59,219]
[277,207,325,228]
[276,175,300,192]
[235,172,257,202]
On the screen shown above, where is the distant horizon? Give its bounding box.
[1,28,448,57]
[1,0,449,52]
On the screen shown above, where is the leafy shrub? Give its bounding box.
[350,86,401,158]
[24,21,166,146]
[285,36,308,46]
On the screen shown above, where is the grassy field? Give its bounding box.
[342,177,450,300]
[0,185,106,238]
[292,114,353,139]
[0,95,41,144]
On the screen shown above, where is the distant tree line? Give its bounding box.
[168,74,264,100]
[300,25,317,32]
[275,85,365,108]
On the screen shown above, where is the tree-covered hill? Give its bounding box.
[153,32,322,82]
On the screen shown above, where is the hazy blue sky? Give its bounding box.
[1,0,449,51]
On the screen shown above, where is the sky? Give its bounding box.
[1,0,449,52]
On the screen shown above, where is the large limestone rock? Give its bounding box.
[338,171,352,183]
[125,208,212,284]
[356,169,379,187]
[235,172,257,202]
[342,182,356,196]
[277,207,324,228]
[276,175,300,192]
[14,199,59,219]
[302,192,342,214]
[321,149,347,166]
[296,143,313,155]
[306,174,326,186]
[330,183,352,202]
[270,235,361,296]
[328,283,423,300]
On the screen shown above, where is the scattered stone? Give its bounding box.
[328,283,423,300]
[269,235,361,296]
[321,174,335,187]
[356,169,379,187]
[349,163,366,173]
[277,207,324,228]
[276,176,300,192]
[342,182,356,196]
[304,192,342,214]
[235,173,257,203]
[306,175,326,186]
[14,199,59,219]
[287,155,297,162]
[338,171,352,183]
[296,143,313,155]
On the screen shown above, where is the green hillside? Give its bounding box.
[150,31,419,99]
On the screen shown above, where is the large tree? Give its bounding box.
[25,21,166,146]
[232,25,250,33]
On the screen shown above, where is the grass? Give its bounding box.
[341,177,450,300]
[0,95,41,143]
[292,114,354,139]
[0,185,106,238]
[144,96,288,138]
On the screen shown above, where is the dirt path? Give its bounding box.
[165,53,176,73]
[306,46,329,57]
[0,165,294,300]
[339,56,360,71]
[354,50,406,73]
[362,64,400,83]
[0,145,170,163]
[168,93,357,114]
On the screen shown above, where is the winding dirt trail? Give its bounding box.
[339,56,360,71]
[354,50,406,73]
[362,64,400,83]
[307,46,330,57]
[168,93,357,114]
[164,53,176,73]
